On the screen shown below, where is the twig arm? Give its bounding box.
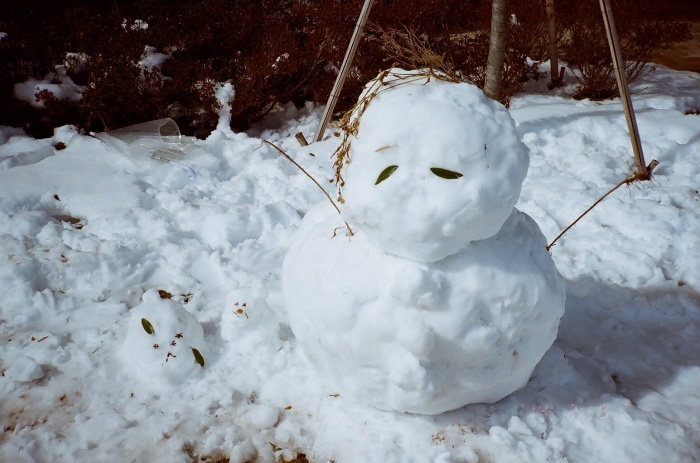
[546,177,627,250]
[263,140,354,236]
[547,160,658,251]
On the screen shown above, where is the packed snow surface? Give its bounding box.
[341,71,529,261]
[284,204,565,414]
[1,64,700,462]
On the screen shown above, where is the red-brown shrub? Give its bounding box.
[0,0,690,137]
[370,0,542,106]
[557,0,691,99]
[3,0,490,136]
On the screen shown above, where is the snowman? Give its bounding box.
[283,70,565,414]
[119,289,209,387]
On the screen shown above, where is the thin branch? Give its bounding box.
[546,159,658,251]
[547,177,627,251]
[263,140,354,236]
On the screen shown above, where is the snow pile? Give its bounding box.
[213,81,236,137]
[341,71,530,262]
[284,71,564,414]
[221,286,281,354]
[14,65,84,109]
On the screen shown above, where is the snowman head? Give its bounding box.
[338,70,529,262]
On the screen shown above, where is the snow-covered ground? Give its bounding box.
[1,64,699,462]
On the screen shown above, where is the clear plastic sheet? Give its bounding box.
[95,118,196,179]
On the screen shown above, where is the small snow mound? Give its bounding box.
[5,354,45,382]
[52,125,79,147]
[119,290,208,386]
[214,81,236,136]
[339,69,529,262]
[221,288,281,353]
[283,203,565,414]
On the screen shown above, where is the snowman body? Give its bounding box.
[283,70,565,414]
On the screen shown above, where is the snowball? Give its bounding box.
[119,290,208,386]
[283,203,565,414]
[340,70,529,262]
[5,354,45,382]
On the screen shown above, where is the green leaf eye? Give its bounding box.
[191,347,205,367]
[430,167,463,179]
[141,318,155,335]
[375,165,399,185]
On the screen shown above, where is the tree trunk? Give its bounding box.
[546,0,562,88]
[484,0,508,101]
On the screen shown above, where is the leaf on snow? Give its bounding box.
[375,165,399,185]
[141,318,155,335]
[430,167,463,179]
[191,347,205,367]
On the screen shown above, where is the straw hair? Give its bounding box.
[331,69,459,203]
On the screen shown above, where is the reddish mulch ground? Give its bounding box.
[653,21,700,72]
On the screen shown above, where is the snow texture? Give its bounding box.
[284,204,565,414]
[341,72,529,261]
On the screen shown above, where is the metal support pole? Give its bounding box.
[315,0,375,142]
[599,0,649,178]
